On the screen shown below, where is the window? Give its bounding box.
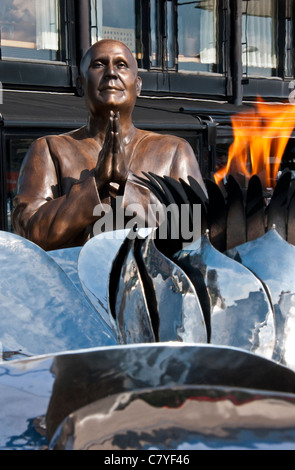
[90,0,150,68]
[242,0,278,77]
[177,0,217,73]
[150,0,176,70]
[90,0,137,56]
[0,0,62,62]
[90,0,220,74]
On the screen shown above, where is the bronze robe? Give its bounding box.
[13,126,206,251]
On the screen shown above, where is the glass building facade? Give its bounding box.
[0,0,61,61]
[0,0,294,92]
[1,0,295,231]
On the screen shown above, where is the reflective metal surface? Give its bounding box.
[0,231,116,359]
[108,235,156,343]
[0,354,55,449]
[266,170,291,239]
[45,343,295,443]
[2,343,295,450]
[48,246,82,294]
[135,230,207,343]
[50,385,295,450]
[173,233,275,359]
[226,227,295,370]
[107,229,207,344]
[78,229,133,328]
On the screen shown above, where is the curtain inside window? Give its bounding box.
[35,0,59,51]
[242,0,277,71]
[177,0,216,72]
[199,4,216,64]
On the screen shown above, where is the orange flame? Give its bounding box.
[214,98,295,188]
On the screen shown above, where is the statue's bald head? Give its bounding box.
[80,39,138,78]
[79,39,142,116]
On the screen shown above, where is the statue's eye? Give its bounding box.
[92,61,104,68]
[117,61,128,69]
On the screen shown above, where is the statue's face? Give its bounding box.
[82,40,142,116]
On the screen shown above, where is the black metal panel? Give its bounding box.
[229,0,243,105]
[243,77,291,101]
[0,62,72,91]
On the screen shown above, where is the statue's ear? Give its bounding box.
[75,75,84,97]
[136,76,142,97]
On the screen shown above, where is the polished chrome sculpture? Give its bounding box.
[108,229,207,344]
[2,343,295,450]
[227,227,295,370]
[0,230,116,359]
[173,232,275,359]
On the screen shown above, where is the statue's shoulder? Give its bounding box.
[45,126,86,144]
[31,127,87,156]
[136,129,190,150]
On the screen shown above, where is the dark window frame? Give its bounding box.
[149,0,177,71]
[0,0,294,101]
[241,0,295,80]
[0,0,78,91]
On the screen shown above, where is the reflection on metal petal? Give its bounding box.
[48,247,83,294]
[226,227,295,370]
[44,343,295,444]
[108,235,155,344]
[135,230,207,343]
[266,170,291,239]
[0,231,116,359]
[173,233,275,359]
[2,343,295,449]
[49,385,295,450]
[78,229,132,328]
[0,354,55,450]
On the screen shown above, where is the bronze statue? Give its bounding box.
[12,39,206,251]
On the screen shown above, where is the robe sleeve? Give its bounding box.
[12,137,103,251]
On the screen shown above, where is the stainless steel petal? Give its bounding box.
[0,231,116,358]
[50,385,295,450]
[266,170,291,239]
[2,343,295,449]
[173,233,275,359]
[136,230,207,343]
[0,354,55,450]
[108,234,156,344]
[48,246,83,293]
[226,227,295,370]
[78,229,132,328]
[44,343,295,443]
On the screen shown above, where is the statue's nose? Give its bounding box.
[104,63,118,79]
